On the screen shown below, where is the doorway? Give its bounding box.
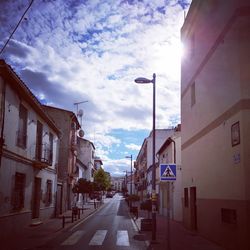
[190,186,197,230]
[32,177,41,219]
[56,184,63,216]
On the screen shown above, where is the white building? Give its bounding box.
[157,125,182,221]
[0,60,60,240]
[135,129,175,200]
[111,177,123,192]
[94,156,103,170]
[181,1,250,249]
[77,137,96,182]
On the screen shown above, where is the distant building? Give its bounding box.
[0,60,60,240]
[135,129,175,200]
[77,137,96,182]
[111,177,123,192]
[157,125,182,221]
[181,1,250,249]
[94,156,103,170]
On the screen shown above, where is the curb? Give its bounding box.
[129,212,151,248]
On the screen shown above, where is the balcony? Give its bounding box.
[33,145,52,169]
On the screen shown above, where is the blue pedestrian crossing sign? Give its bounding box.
[160,164,177,181]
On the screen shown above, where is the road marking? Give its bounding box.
[61,230,85,245]
[89,230,107,245]
[116,230,130,246]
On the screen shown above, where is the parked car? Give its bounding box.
[106,192,113,198]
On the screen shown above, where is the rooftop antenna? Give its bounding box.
[73,100,88,127]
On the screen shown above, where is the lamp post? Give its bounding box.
[125,155,133,196]
[135,73,156,242]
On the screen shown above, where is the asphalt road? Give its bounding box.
[42,193,147,250]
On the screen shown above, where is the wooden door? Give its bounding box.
[32,177,41,219]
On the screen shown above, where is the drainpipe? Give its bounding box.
[0,77,6,168]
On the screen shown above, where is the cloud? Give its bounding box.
[0,0,191,174]
[125,143,141,151]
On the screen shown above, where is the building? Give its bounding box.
[111,177,123,192]
[157,124,182,221]
[181,1,250,249]
[43,105,80,214]
[0,60,60,239]
[135,129,175,200]
[77,137,96,182]
[94,156,103,170]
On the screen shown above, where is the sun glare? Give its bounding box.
[153,40,184,80]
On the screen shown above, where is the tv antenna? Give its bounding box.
[73,100,88,127]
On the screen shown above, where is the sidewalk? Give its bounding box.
[2,200,103,250]
[133,209,225,250]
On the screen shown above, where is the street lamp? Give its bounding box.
[135,73,156,242]
[125,155,133,196]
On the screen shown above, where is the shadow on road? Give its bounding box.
[117,198,130,217]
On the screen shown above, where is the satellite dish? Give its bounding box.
[78,109,83,117]
[78,129,84,138]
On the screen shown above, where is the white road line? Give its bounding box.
[116,230,130,246]
[61,230,85,245]
[89,230,107,246]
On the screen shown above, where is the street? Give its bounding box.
[39,194,146,250]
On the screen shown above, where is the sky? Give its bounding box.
[0,0,191,177]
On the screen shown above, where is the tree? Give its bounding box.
[77,178,92,194]
[72,178,92,204]
[93,168,111,191]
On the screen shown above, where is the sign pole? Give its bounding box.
[167,181,171,250]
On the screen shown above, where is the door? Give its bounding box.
[32,177,41,219]
[190,186,197,230]
[56,184,63,216]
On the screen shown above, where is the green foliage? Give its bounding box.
[73,178,92,194]
[93,168,111,191]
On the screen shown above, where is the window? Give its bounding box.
[45,180,52,206]
[221,208,237,224]
[231,121,240,147]
[36,121,43,161]
[12,172,26,210]
[17,104,27,148]
[191,82,196,107]
[184,188,189,207]
[49,132,53,164]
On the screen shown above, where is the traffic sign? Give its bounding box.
[160,164,176,181]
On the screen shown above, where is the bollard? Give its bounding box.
[62,215,65,228]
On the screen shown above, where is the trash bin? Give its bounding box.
[140,218,152,231]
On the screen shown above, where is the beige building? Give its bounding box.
[0,60,60,240]
[43,106,80,214]
[181,1,250,249]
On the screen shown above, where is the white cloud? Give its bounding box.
[0,0,191,174]
[125,143,141,151]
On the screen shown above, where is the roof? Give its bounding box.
[43,104,80,129]
[0,60,61,135]
[157,137,173,155]
[94,156,103,165]
[77,136,95,150]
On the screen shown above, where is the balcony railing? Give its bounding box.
[33,144,52,169]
